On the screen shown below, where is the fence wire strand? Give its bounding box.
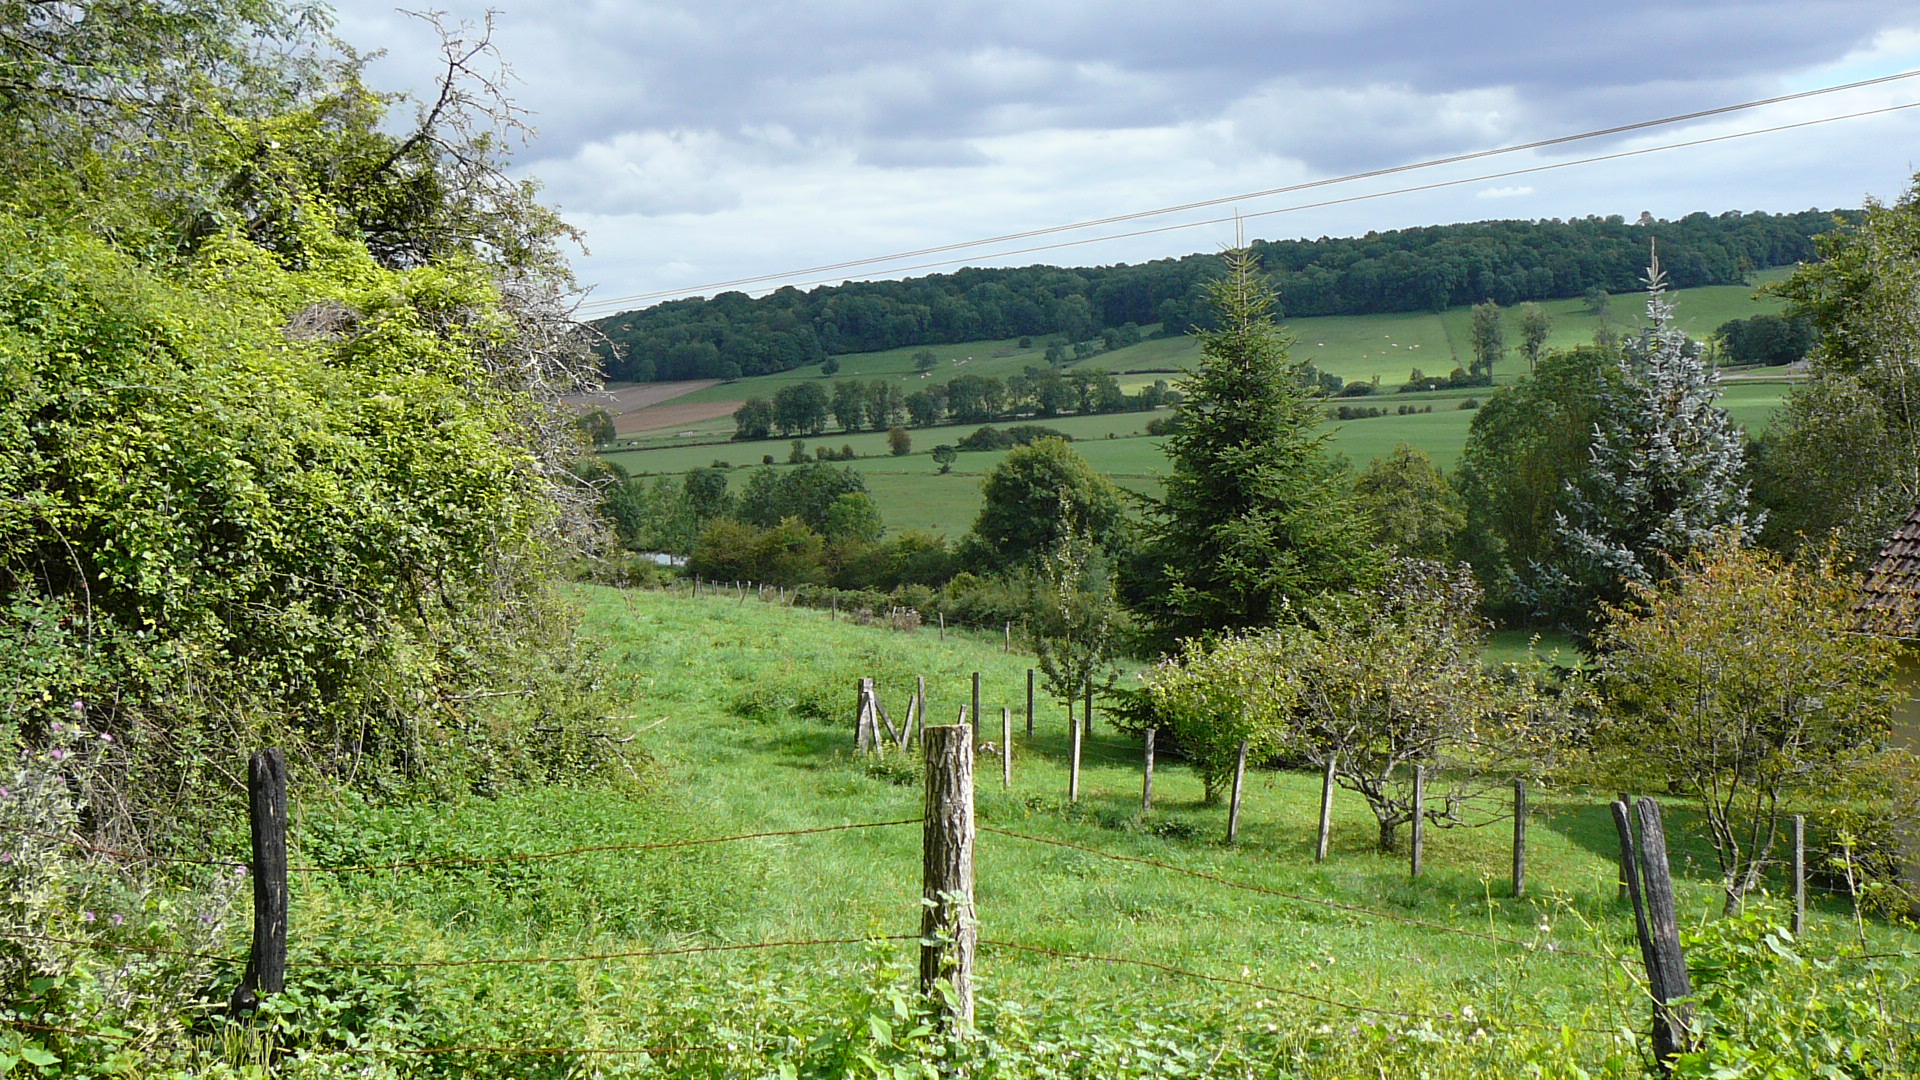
[287,818,921,874]
[981,825,1606,961]
[300,934,918,971]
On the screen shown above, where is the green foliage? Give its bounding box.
[932,445,958,473]
[738,462,870,533]
[888,426,913,456]
[1453,344,1633,621]
[968,439,1125,566]
[1353,442,1465,562]
[1027,502,1123,718]
[1469,299,1505,382]
[1762,174,1920,568]
[1596,539,1899,912]
[1132,249,1381,648]
[1673,909,1915,1078]
[734,396,775,440]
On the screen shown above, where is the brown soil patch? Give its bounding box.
[561,379,721,413]
[612,399,740,436]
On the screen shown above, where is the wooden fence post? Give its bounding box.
[1068,706,1082,803]
[1004,622,1011,653]
[1792,814,1806,936]
[1410,765,1425,878]
[915,675,926,746]
[1226,739,1249,844]
[1083,685,1093,737]
[921,725,976,1028]
[939,613,945,641]
[1512,779,1527,898]
[854,678,876,751]
[1612,797,1696,1073]
[229,749,288,1016]
[1001,708,1012,789]
[1025,668,1034,738]
[971,672,981,740]
[1142,728,1156,812]
[1315,757,1336,863]
[1617,791,1633,901]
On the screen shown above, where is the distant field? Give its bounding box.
[596,274,1797,538]
[604,375,1789,538]
[595,274,1794,444]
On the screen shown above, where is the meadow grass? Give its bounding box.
[293,589,1908,1016]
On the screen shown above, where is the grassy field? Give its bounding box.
[280,584,1914,1072]
[603,374,1789,538]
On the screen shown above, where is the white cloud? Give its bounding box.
[1477,186,1535,199]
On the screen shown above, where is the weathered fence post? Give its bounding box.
[229,749,288,1016]
[1083,685,1093,737]
[1612,796,1696,1073]
[1068,706,1082,803]
[854,677,877,751]
[1142,728,1156,812]
[1025,668,1034,738]
[915,675,926,746]
[1004,622,1011,653]
[1410,765,1425,878]
[939,613,945,641]
[1226,739,1249,844]
[1792,814,1806,936]
[1006,703,1021,787]
[1512,778,1528,898]
[1617,790,1633,901]
[921,725,976,1028]
[1315,756,1336,863]
[971,672,981,740]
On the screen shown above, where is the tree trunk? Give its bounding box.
[1202,768,1227,805]
[1378,817,1398,853]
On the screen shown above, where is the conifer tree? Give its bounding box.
[1130,250,1379,648]
[1546,249,1760,624]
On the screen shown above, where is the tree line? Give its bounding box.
[594,209,1849,383]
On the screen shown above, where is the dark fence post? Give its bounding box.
[971,672,981,740]
[1142,728,1156,812]
[921,724,976,1028]
[1617,790,1633,901]
[1613,796,1696,1074]
[229,749,288,1016]
[1083,686,1093,737]
[1000,708,1012,790]
[1512,778,1527,898]
[1226,739,1249,844]
[1025,668,1034,738]
[1315,757,1336,863]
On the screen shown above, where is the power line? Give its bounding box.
[576,69,1920,312]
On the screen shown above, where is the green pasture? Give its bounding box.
[285,585,1916,1065]
[610,276,1794,446]
[605,376,1789,539]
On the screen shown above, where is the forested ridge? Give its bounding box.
[594,209,1849,382]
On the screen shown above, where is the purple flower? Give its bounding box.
[50,722,63,734]
[48,749,66,761]
[82,911,95,923]
[0,787,9,799]
[199,912,215,926]
[98,734,112,744]
[110,913,124,927]
[70,701,85,715]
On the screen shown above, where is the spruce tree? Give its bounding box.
[1130,250,1379,648]
[1546,249,1760,625]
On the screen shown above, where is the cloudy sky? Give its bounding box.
[325,1,1920,315]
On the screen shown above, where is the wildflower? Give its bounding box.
[49,749,66,761]
[99,734,112,744]
[70,701,85,715]
[111,913,124,927]
[50,722,63,734]
[82,911,95,923]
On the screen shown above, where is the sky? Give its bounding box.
[324,1,1920,316]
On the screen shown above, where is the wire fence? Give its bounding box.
[19,733,1903,1065]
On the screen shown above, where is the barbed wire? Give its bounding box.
[299,934,917,971]
[288,818,920,875]
[981,826,1606,961]
[982,939,1617,1035]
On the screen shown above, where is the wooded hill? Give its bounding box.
[594,209,1850,382]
